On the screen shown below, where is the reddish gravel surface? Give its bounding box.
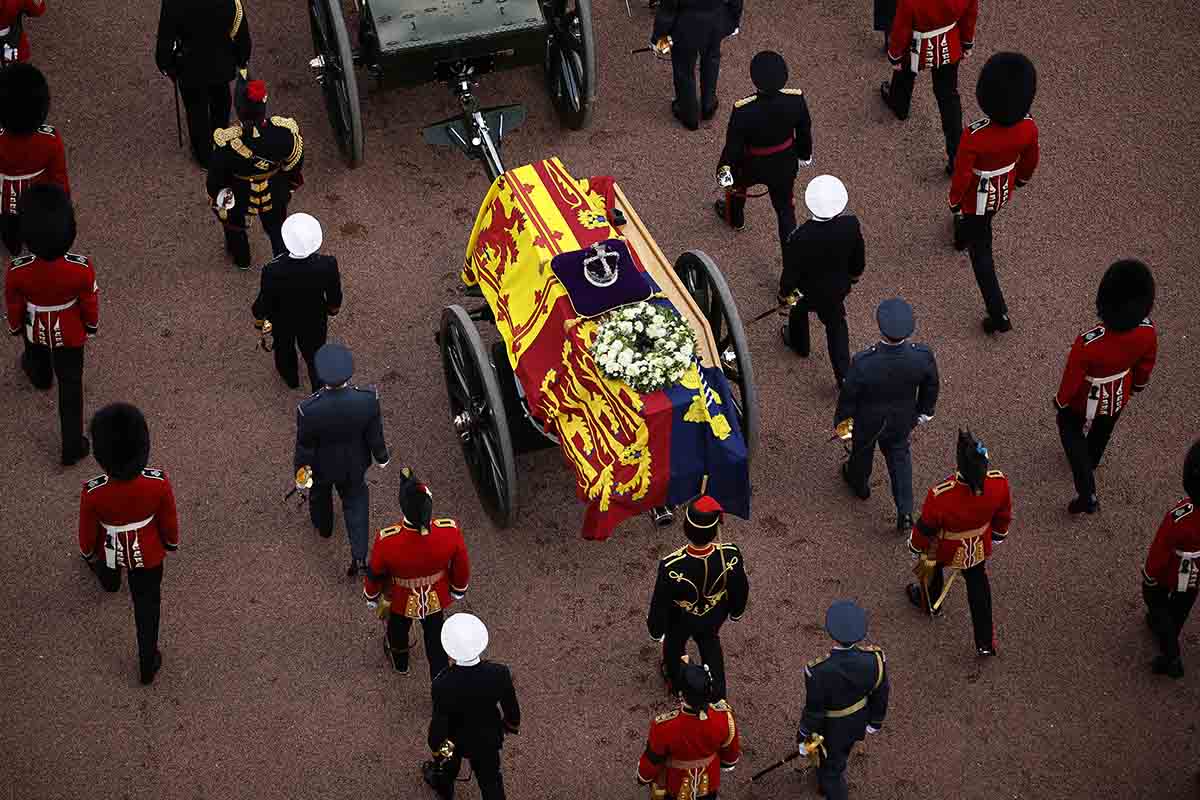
[3,0,1199,798]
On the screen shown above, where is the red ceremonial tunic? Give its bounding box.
[5,252,98,347]
[0,0,45,63]
[1143,498,1200,592]
[887,0,977,71]
[910,471,1012,569]
[0,125,69,214]
[1054,320,1157,419]
[79,469,180,570]
[949,117,1039,215]
[363,518,469,618]
[637,702,741,800]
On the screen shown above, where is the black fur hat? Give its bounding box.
[1097,259,1155,331]
[18,185,76,261]
[679,663,714,707]
[1184,440,1200,500]
[956,429,990,493]
[90,403,151,480]
[0,63,50,134]
[750,50,788,93]
[398,468,434,533]
[976,52,1037,126]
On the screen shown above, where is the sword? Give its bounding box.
[173,78,183,148]
[752,734,825,782]
[751,750,804,782]
[747,291,801,327]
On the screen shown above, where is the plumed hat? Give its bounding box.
[441,613,489,665]
[90,403,151,481]
[1096,259,1154,332]
[235,76,269,120]
[398,467,434,533]
[976,52,1037,126]
[282,213,322,258]
[18,184,76,261]
[683,495,723,545]
[314,342,354,385]
[0,63,50,134]
[750,50,788,93]
[1184,440,1200,501]
[805,175,848,220]
[825,600,867,646]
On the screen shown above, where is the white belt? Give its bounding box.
[1084,369,1130,425]
[972,163,1017,215]
[910,22,956,71]
[1176,550,1200,592]
[27,298,77,313]
[102,516,155,534]
[1,169,44,182]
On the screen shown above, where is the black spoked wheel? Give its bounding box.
[543,0,597,130]
[308,0,364,166]
[674,251,759,460]
[440,306,518,527]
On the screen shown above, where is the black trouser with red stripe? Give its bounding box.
[1143,584,1197,663]
[724,176,796,245]
[22,340,86,462]
[925,562,993,650]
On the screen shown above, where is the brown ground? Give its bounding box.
[3,0,1199,798]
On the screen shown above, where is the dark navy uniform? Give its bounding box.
[648,497,749,701]
[835,299,938,528]
[716,51,812,244]
[428,661,520,800]
[252,251,341,392]
[155,0,251,166]
[294,343,390,569]
[798,602,889,800]
[652,0,741,130]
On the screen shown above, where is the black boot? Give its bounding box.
[140,650,162,685]
[1068,495,1099,515]
[1151,655,1184,678]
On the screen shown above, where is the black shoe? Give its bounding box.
[945,159,955,177]
[1151,655,1184,678]
[283,376,301,390]
[671,100,699,131]
[780,325,810,356]
[977,645,997,658]
[702,100,719,121]
[879,81,891,108]
[982,315,1012,335]
[63,435,90,467]
[1068,495,1099,515]
[713,200,744,231]
[383,639,409,674]
[315,526,333,539]
[906,583,940,615]
[897,513,913,533]
[346,558,366,577]
[841,462,870,500]
[140,650,163,685]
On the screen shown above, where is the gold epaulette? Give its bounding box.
[272,116,304,169]
[662,545,689,565]
[987,469,1005,478]
[733,94,757,108]
[379,524,404,539]
[213,124,243,147]
[780,88,804,96]
[714,542,740,551]
[931,478,957,496]
[230,0,244,38]
[655,709,680,723]
[858,644,881,652]
[271,115,299,135]
[806,654,829,669]
[711,699,731,711]
[433,518,456,528]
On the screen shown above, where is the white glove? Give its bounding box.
[366,600,379,611]
[720,764,735,773]
[799,157,813,167]
[450,591,466,601]
[215,188,236,210]
[717,166,734,188]
[866,725,880,735]
[917,414,933,426]
[651,634,665,643]
[729,27,739,37]
[375,459,390,469]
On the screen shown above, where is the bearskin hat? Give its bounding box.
[398,468,434,533]
[683,495,723,545]
[750,50,788,94]
[1184,440,1200,500]
[976,52,1037,126]
[18,185,76,261]
[0,63,50,134]
[678,663,714,707]
[1096,259,1155,331]
[90,403,151,480]
[956,429,990,493]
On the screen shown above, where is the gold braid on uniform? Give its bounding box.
[230,0,244,39]
[271,116,304,170]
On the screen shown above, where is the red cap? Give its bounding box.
[246,80,268,103]
[692,495,723,514]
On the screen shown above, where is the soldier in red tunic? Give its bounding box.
[0,0,45,65]
[907,430,1012,656]
[78,404,180,685]
[0,63,69,255]
[1054,260,1157,515]
[880,0,976,173]
[948,52,1040,334]
[364,468,470,680]
[637,663,741,800]
[1141,441,1200,678]
[5,185,96,464]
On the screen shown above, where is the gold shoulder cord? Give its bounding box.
[230,0,244,39]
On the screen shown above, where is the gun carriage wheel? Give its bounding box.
[439,305,518,527]
[309,0,364,166]
[674,251,759,460]
[542,0,597,130]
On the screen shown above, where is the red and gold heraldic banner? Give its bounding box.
[462,158,750,540]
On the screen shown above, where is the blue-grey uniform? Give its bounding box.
[798,601,889,800]
[293,342,390,572]
[835,298,938,529]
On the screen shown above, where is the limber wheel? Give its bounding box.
[543,0,597,130]
[674,251,759,460]
[308,0,364,166]
[440,306,517,527]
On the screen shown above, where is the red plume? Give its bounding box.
[246,80,268,103]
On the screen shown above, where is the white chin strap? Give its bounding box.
[456,657,481,666]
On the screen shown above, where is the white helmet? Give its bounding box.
[804,175,848,221]
[441,613,489,666]
[281,212,323,258]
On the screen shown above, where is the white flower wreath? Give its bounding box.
[591,301,697,393]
